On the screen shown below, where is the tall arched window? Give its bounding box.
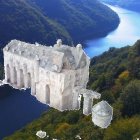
[45,85,50,104]
[13,67,17,84]
[6,64,10,82]
[19,69,24,88]
[27,73,31,88]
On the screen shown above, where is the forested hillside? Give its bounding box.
[0,0,119,48]
[101,0,140,12]
[0,0,71,47]
[27,0,119,42]
[4,41,140,140]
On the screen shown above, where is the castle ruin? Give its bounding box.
[2,39,113,128]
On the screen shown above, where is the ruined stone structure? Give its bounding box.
[2,39,113,128]
[3,39,93,111]
[92,101,113,128]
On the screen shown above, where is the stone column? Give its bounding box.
[34,56,39,83]
[4,64,10,83]
[17,68,23,88]
[23,65,28,89]
[31,57,39,96]
[72,89,80,110]
[81,90,101,116]
[45,85,50,104]
[9,65,15,84]
[83,94,93,116]
[24,73,29,89]
[31,71,36,96]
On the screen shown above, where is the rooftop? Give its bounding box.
[92,101,113,117]
[4,39,89,72]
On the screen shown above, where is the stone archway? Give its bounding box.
[19,69,24,88]
[13,67,17,85]
[27,72,31,88]
[6,64,10,83]
[45,85,50,104]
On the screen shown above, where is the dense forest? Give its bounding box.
[0,0,119,48]
[4,40,140,140]
[101,0,140,12]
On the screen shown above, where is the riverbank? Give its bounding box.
[84,4,140,58]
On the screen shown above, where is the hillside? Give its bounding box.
[101,0,140,12]
[27,0,120,42]
[3,41,140,139]
[0,0,119,48]
[0,0,71,47]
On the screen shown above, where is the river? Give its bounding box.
[0,85,49,139]
[1,4,140,139]
[84,4,140,58]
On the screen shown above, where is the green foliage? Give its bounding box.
[65,111,82,124]
[89,40,140,92]
[3,109,104,140]
[115,70,130,85]
[104,116,140,140]
[112,100,123,120]
[101,90,115,104]
[128,57,140,79]
[54,123,71,136]
[121,80,140,116]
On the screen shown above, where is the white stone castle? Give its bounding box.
[2,39,113,128]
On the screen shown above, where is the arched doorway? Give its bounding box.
[27,73,31,88]
[45,85,50,104]
[13,67,17,85]
[6,64,10,83]
[19,69,24,88]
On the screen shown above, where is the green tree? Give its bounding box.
[54,123,71,136]
[112,100,123,120]
[128,57,140,79]
[101,90,115,104]
[134,40,140,55]
[115,70,130,85]
[121,80,140,116]
[104,116,140,140]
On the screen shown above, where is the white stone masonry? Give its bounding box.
[3,39,90,111]
[2,39,113,128]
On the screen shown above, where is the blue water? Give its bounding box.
[84,5,140,58]
[0,85,49,139]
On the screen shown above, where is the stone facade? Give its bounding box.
[2,39,113,128]
[3,39,90,111]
